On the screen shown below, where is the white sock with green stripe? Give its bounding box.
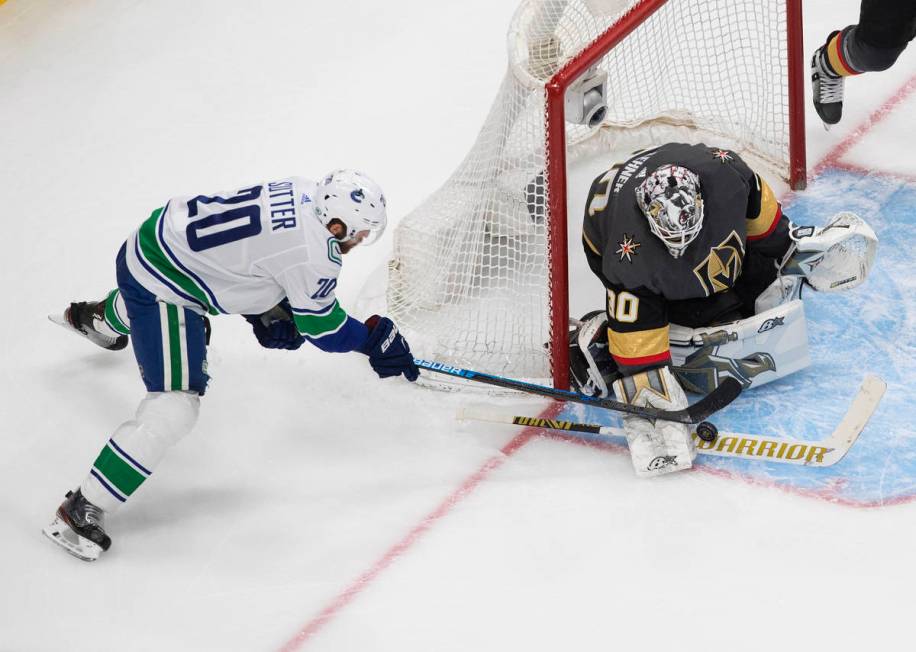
[81,391,200,512]
[93,289,131,339]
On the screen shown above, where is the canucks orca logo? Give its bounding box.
[327,238,342,266]
[350,188,365,203]
[693,230,744,296]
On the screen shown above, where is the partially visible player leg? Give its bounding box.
[811,0,916,126]
[44,390,200,561]
[852,0,916,72]
[45,248,209,561]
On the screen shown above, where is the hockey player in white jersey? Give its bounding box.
[44,170,419,561]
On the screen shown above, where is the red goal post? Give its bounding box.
[389,0,807,391]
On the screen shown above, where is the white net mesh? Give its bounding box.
[389,0,799,386]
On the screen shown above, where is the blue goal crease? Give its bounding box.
[557,169,916,507]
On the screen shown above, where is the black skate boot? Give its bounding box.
[50,300,128,351]
[43,489,112,562]
[811,33,846,128]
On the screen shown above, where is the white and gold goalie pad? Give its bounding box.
[612,366,696,477]
[669,300,810,395]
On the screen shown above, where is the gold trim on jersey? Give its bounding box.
[608,325,669,360]
[693,230,744,297]
[746,177,781,239]
[582,231,601,255]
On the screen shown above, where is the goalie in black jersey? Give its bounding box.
[571,142,878,478]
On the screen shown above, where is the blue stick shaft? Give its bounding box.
[412,358,741,425]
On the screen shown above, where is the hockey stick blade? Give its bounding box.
[415,358,741,424]
[457,375,885,467]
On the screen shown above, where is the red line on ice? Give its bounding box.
[830,159,916,185]
[811,71,916,179]
[279,405,561,651]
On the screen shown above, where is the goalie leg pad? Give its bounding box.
[669,300,809,394]
[613,366,696,478]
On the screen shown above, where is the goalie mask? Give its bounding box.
[315,169,388,246]
[636,164,704,258]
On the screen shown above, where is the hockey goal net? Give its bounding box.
[388,0,806,389]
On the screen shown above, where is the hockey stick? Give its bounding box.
[414,358,742,424]
[457,374,886,467]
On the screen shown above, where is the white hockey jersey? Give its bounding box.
[125,177,352,340]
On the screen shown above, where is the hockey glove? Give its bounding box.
[359,315,419,381]
[568,310,619,398]
[755,213,878,313]
[243,299,305,351]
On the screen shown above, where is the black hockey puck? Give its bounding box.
[696,421,718,443]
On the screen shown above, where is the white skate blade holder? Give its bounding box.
[48,312,122,350]
[48,312,92,343]
[43,515,104,562]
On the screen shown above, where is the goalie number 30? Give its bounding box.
[607,289,639,323]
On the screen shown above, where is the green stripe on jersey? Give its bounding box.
[293,301,348,337]
[166,304,184,391]
[103,289,130,335]
[93,444,147,497]
[137,208,219,315]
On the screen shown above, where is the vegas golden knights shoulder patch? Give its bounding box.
[693,230,745,297]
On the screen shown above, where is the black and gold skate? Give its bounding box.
[811,34,846,127]
[43,489,112,562]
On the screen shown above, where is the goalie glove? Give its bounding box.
[243,299,305,351]
[756,212,877,312]
[568,310,619,398]
[613,366,696,478]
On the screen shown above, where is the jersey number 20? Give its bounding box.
[186,186,263,252]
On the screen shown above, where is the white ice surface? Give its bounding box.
[1,1,915,651]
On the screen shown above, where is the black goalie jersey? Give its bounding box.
[581,142,793,376]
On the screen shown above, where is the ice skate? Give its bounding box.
[49,300,128,351]
[43,489,112,562]
[811,35,845,127]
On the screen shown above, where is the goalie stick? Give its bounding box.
[457,375,886,467]
[414,358,742,424]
